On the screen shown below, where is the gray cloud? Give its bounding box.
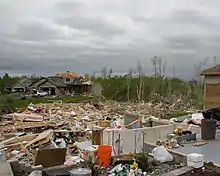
[1,0,220,78]
[56,16,125,37]
[15,21,61,41]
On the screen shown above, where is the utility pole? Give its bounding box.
[213,56,217,66]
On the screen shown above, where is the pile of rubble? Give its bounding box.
[0,100,201,176]
[0,100,199,133]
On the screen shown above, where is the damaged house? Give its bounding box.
[29,71,92,96]
[201,65,220,108]
[5,78,33,93]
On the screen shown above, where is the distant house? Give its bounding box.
[5,78,32,93]
[29,71,92,96]
[29,77,68,96]
[201,65,220,108]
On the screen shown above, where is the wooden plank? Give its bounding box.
[25,130,53,148]
[34,148,67,168]
[205,103,220,109]
[0,134,38,146]
[206,83,220,97]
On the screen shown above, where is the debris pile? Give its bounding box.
[0,100,201,175]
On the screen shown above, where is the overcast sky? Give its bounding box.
[0,0,220,78]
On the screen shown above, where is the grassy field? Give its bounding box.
[0,95,94,110]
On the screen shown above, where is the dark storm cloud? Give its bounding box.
[15,21,61,41]
[0,0,220,78]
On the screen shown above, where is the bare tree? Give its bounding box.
[194,60,207,83]
[101,66,108,78]
[151,56,166,78]
[151,56,158,77]
[125,68,133,101]
[108,68,113,78]
[136,60,144,102]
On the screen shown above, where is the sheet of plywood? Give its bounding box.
[206,83,220,97]
[25,130,53,148]
[34,148,67,168]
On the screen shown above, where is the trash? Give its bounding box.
[192,141,208,147]
[0,100,201,175]
[156,139,179,149]
[82,146,97,163]
[70,111,77,117]
[192,113,204,120]
[130,160,138,170]
[202,107,220,121]
[152,146,173,163]
[173,127,183,135]
[126,119,142,129]
[69,168,92,176]
[187,153,204,168]
[109,164,123,174]
[11,150,20,156]
[128,169,135,176]
[55,138,67,148]
[64,156,81,166]
[99,120,110,127]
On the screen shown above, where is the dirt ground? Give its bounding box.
[181,168,220,176]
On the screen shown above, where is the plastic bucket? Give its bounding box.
[97,145,112,167]
[201,119,216,140]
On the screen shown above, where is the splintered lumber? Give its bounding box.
[12,113,43,122]
[0,134,38,146]
[25,130,53,149]
[193,140,208,147]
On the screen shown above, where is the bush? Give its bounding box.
[0,97,16,118]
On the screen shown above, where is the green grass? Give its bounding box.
[0,96,94,110]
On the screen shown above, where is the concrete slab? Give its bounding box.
[172,130,220,165]
[173,140,220,165]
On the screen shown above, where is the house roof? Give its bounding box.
[29,77,47,88]
[20,78,33,86]
[55,71,81,79]
[47,77,67,87]
[5,78,33,88]
[4,81,16,88]
[201,65,220,75]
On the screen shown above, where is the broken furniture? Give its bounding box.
[34,148,67,168]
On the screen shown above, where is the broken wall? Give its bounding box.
[102,124,200,155]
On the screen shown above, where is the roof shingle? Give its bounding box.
[201,65,220,75]
[55,71,80,79]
